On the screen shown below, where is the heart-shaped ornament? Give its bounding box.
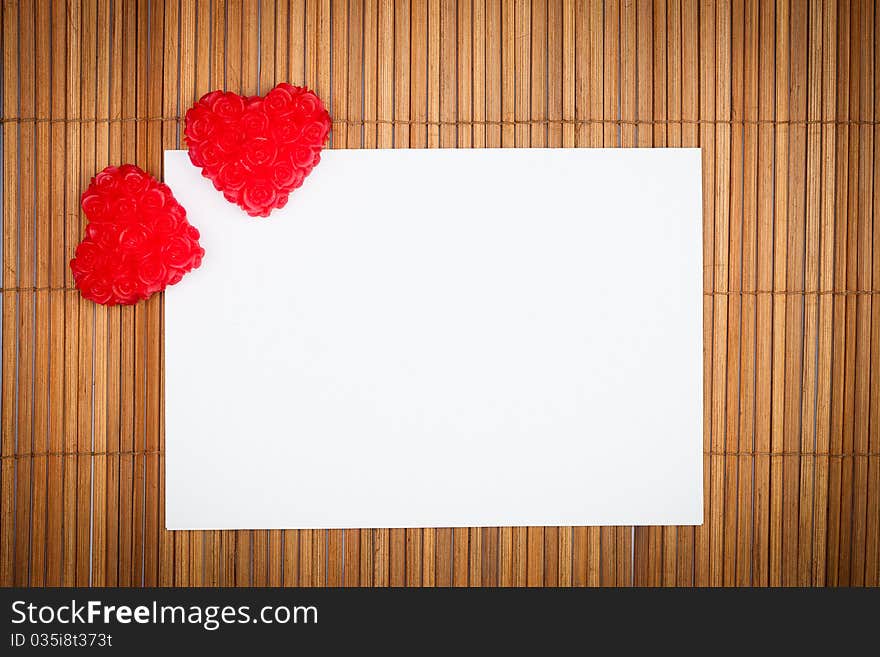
[184,83,332,217]
[70,165,205,306]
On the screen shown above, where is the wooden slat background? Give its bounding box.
[1,0,878,587]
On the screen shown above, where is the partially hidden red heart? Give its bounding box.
[70,164,205,306]
[184,83,332,217]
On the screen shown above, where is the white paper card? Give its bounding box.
[164,148,703,530]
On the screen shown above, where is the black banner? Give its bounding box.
[1,587,875,653]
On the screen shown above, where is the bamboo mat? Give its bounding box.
[1,0,877,588]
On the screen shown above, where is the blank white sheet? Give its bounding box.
[164,147,703,530]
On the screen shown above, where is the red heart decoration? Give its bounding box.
[70,165,205,306]
[184,83,332,217]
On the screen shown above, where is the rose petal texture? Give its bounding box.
[70,164,205,306]
[184,83,331,218]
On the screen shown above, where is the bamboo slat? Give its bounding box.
[753,0,773,588]
[31,0,52,589]
[15,0,35,588]
[1,0,18,590]
[737,0,757,587]
[1,0,878,588]
[45,0,67,588]
[868,0,880,588]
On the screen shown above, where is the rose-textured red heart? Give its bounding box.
[70,165,205,306]
[184,83,332,217]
